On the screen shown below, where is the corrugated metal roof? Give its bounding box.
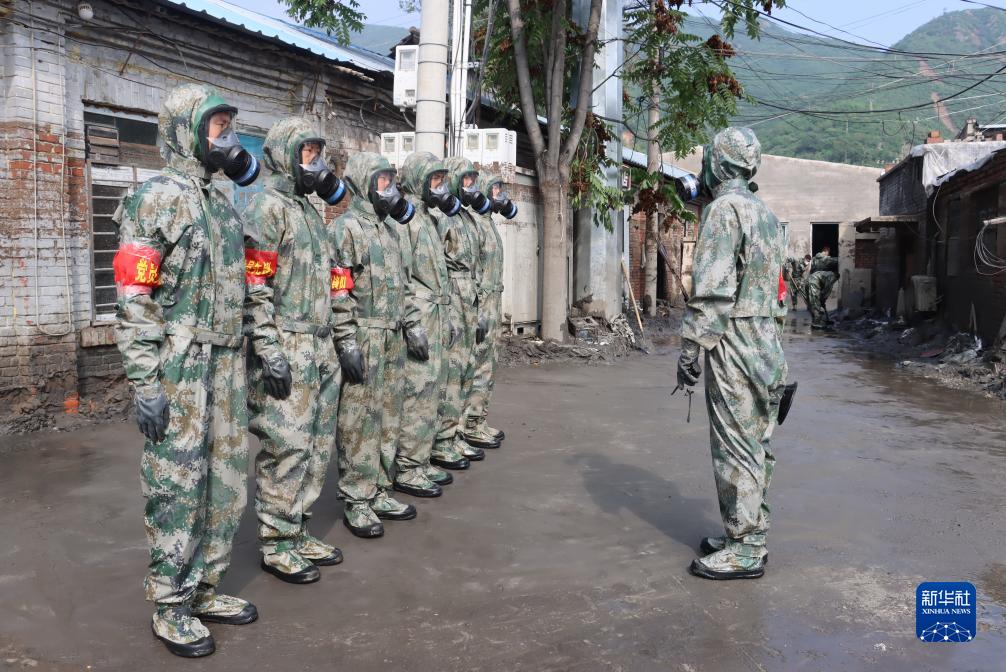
[159,0,393,73]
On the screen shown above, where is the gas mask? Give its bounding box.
[489,184,518,219]
[199,112,259,187]
[369,170,415,224]
[297,144,346,205]
[424,171,461,216]
[459,172,491,214]
[675,173,700,203]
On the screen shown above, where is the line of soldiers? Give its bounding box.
[112,84,517,658]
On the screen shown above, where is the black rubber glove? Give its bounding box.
[476,313,489,345]
[261,351,292,400]
[338,341,366,384]
[677,339,702,388]
[405,326,429,361]
[134,384,169,444]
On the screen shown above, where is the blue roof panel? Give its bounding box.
[160,0,393,73]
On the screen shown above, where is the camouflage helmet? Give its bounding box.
[701,126,761,192]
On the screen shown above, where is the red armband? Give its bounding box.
[777,270,788,304]
[331,266,354,298]
[113,243,162,297]
[246,249,279,285]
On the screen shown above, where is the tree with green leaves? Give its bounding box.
[477,0,783,338]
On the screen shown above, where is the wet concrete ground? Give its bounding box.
[2,312,1005,671]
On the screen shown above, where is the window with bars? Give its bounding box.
[89,165,160,318]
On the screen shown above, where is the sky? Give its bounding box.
[233,0,993,47]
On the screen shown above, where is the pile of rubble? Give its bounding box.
[498,312,643,368]
[837,311,1006,400]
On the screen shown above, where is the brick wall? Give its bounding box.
[935,151,1006,345]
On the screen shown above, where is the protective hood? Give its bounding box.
[159,83,229,177]
[158,82,259,184]
[344,151,413,223]
[263,117,316,181]
[262,117,344,203]
[701,126,761,194]
[444,156,492,214]
[401,151,461,216]
[344,151,391,200]
[479,171,517,219]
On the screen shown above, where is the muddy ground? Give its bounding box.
[828,309,1006,400]
[2,311,1005,671]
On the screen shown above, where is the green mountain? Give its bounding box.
[631,8,1006,167]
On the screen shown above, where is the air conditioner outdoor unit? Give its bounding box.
[481,129,517,166]
[459,129,517,167]
[393,45,418,108]
[380,133,399,167]
[380,132,416,168]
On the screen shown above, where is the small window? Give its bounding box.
[383,136,397,153]
[485,132,499,151]
[466,133,480,151]
[402,135,414,152]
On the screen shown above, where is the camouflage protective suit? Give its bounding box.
[332,152,413,530]
[435,157,486,463]
[807,255,839,328]
[783,257,806,310]
[396,152,456,489]
[244,117,350,576]
[680,127,788,576]
[114,84,280,644]
[462,171,506,445]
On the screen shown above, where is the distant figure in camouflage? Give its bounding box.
[676,126,788,581]
[333,151,418,538]
[114,84,288,657]
[783,256,807,310]
[808,246,839,330]
[462,171,517,449]
[434,157,496,467]
[244,117,354,584]
[394,151,463,496]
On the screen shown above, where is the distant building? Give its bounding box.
[855,138,1006,320]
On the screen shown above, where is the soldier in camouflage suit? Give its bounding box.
[244,117,355,584]
[783,256,807,310]
[676,127,788,580]
[807,249,839,330]
[333,152,417,538]
[114,84,288,657]
[394,151,462,496]
[461,171,509,448]
[434,157,496,467]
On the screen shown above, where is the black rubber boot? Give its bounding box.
[260,559,321,584]
[394,481,443,498]
[431,456,470,470]
[151,624,216,658]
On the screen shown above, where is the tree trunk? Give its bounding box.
[644,62,660,316]
[538,168,568,341]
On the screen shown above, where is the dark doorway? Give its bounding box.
[657,246,668,301]
[812,222,839,257]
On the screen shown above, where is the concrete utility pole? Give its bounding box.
[415,0,450,157]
